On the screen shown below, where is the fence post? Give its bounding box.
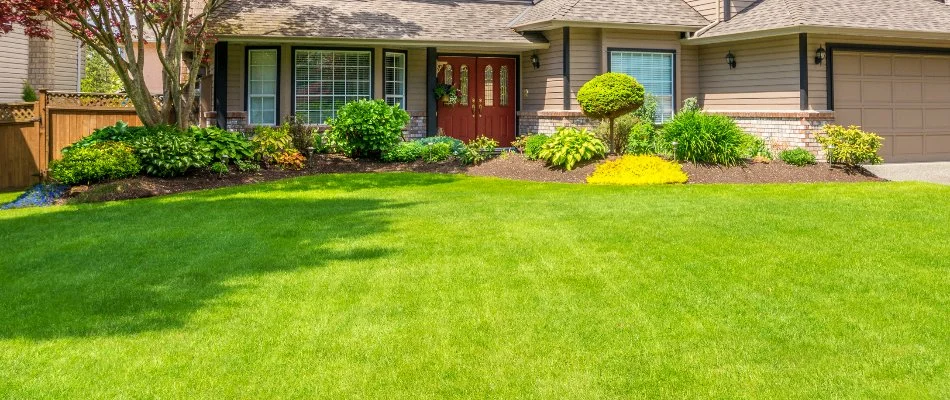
[36,89,48,174]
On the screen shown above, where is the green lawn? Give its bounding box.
[1,174,948,398]
[0,190,22,204]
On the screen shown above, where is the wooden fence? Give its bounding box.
[0,91,145,190]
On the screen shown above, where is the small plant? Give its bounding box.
[587,155,688,185]
[421,142,453,163]
[382,141,426,162]
[626,121,658,156]
[283,115,318,152]
[193,127,254,162]
[681,97,700,113]
[417,136,466,155]
[251,125,293,162]
[209,161,229,175]
[235,159,261,172]
[0,183,70,210]
[133,128,212,177]
[21,81,38,102]
[815,125,884,166]
[274,150,306,170]
[433,83,459,105]
[577,73,645,154]
[523,134,551,160]
[741,135,773,160]
[459,135,499,165]
[325,99,410,158]
[780,148,817,166]
[537,127,607,171]
[49,142,141,185]
[663,111,748,166]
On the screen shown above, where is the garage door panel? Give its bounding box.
[925,109,950,128]
[836,53,862,75]
[894,56,922,77]
[893,82,922,103]
[861,81,892,103]
[863,55,893,76]
[894,109,923,129]
[893,136,924,156]
[835,81,862,104]
[862,109,893,130]
[926,135,950,154]
[923,83,950,102]
[835,108,862,126]
[922,57,950,77]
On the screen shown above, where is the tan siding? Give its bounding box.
[227,43,245,112]
[681,45,700,101]
[808,34,950,110]
[521,29,564,112]
[0,29,30,102]
[406,48,427,113]
[569,28,601,110]
[699,35,801,110]
[684,0,720,21]
[51,23,81,91]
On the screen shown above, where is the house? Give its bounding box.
[0,22,83,102]
[207,0,950,162]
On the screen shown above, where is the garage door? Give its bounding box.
[834,52,950,162]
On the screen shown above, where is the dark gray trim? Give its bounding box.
[724,0,732,21]
[799,33,808,111]
[426,47,438,137]
[213,41,228,128]
[289,46,375,123]
[382,49,409,110]
[245,46,281,126]
[606,47,678,116]
[563,27,571,110]
[825,43,950,110]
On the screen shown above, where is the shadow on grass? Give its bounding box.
[0,174,441,340]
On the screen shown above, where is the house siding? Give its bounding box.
[681,44,701,101]
[602,29,685,112]
[226,43,245,112]
[699,35,800,111]
[521,28,565,112]
[0,28,30,102]
[569,28,602,110]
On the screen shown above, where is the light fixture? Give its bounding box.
[815,45,826,65]
[531,53,541,69]
[726,51,737,69]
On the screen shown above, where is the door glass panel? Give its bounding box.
[459,65,469,105]
[500,66,509,106]
[444,65,453,85]
[484,65,493,106]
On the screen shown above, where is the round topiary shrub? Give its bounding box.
[577,73,645,154]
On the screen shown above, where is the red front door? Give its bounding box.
[437,56,516,146]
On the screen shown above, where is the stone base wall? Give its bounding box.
[710,111,836,160]
[518,111,596,135]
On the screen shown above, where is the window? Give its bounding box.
[247,49,278,125]
[610,50,675,123]
[459,65,469,106]
[499,66,509,106]
[483,65,493,106]
[384,52,406,109]
[294,49,372,124]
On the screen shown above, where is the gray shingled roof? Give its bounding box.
[212,0,545,45]
[510,0,710,29]
[697,0,950,39]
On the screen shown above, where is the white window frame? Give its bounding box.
[246,48,279,126]
[384,51,407,110]
[609,49,676,123]
[293,49,373,124]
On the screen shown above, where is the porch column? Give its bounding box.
[426,47,438,137]
[213,41,228,128]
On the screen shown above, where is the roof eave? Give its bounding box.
[214,35,552,50]
[685,25,950,45]
[513,20,705,33]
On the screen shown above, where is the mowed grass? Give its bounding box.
[1,173,948,398]
[0,190,22,204]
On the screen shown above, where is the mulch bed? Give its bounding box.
[63,153,883,204]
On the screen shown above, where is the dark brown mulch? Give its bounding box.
[466,153,598,184]
[681,161,882,184]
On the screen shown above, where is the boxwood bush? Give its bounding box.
[325,99,410,158]
[49,142,141,185]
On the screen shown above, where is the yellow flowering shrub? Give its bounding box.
[587,155,688,185]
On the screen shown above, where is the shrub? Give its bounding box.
[133,129,212,177]
[235,159,261,172]
[815,125,884,165]
[538,127,607,171]
[459,135,498,165]
[626,121,658,155]
[577,73,645,154]
[325,99,410,158]
[523,134,551,160]
[49,142,140,185]
[210,162,229,175]
[421,142,453,163]
[22,81,38,102]
[681,97,700,113]
[633,93,659,125]
[283,115,318,152]
[192,127,254,162]
[417,135,466,155]
[780,148,817,166]
[274,150,306,170]
[587,155,688,185]
[741,135,773,160]
[382,141,425,162]
[663,111,747,166]
[251,125,293,162]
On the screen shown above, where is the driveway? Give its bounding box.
[864,162,950,185]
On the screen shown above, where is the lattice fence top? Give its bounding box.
[46,91,163,108]
[0,103,37,123]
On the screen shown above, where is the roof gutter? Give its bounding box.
[215,35,552,51]
[512,20,705,33]
[683,25,950,45]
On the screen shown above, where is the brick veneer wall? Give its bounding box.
[709,111,836,160]
[518,111,596,135]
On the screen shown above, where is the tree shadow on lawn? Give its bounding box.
[0,178,430,341]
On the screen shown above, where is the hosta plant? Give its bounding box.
[133,129,212,177]
[537,127,607,170]
[587,155,688,185]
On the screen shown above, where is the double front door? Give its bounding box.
[436,56,516,146]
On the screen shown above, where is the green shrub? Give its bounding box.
[49,142,140,185]
[22,81,38,102]
[192,127,254,162]
[417,136,465,155]
[523,134,551,160]
[235,159,261,172]
[459,135,498,165]
[65,121,153,153]
[815,125,884,165]
[663,111,747,166]
[133,129,212,177]
[382,141,425,162]
[780,148,817,166]
[251,125,293,162]
[741,135,773,160]
[210,162,229,175]
[633,93,659,125]
[681,97,700,113]
[538,127,607,170]
[577,73,645,153]
[325,99,410,158]
[421,142,452,163]
[626,121,658,155]
[282,115,318,152]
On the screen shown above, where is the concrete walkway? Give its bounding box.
[863,162,950,185]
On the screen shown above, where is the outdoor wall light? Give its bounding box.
[815,46,826,65]
[726,51,737,69]
[531,53,541,69]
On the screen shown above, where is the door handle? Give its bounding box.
[478,98,483,118]
[471,98,476,117]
